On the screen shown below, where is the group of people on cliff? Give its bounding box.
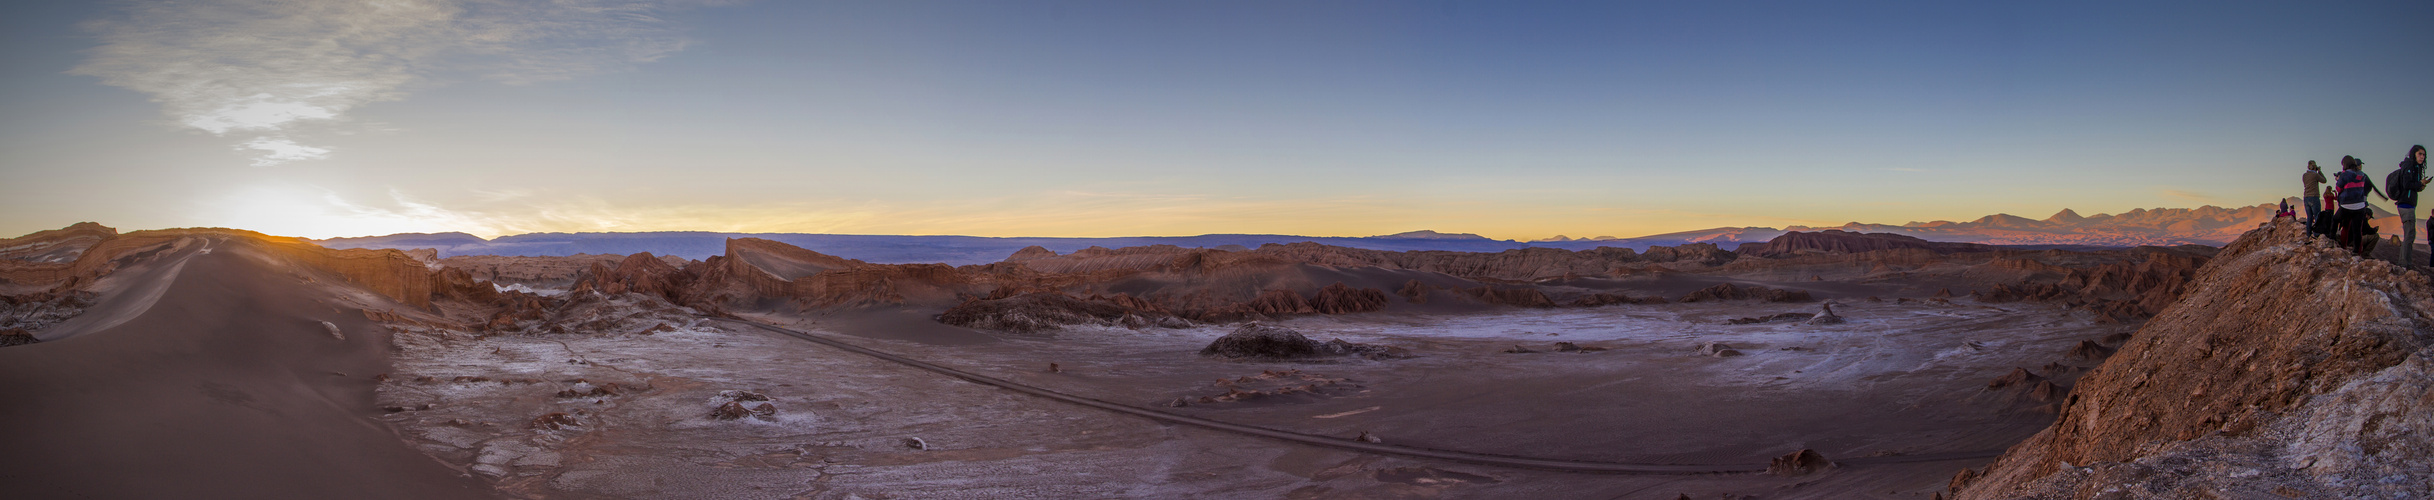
[2301,145,2433,262]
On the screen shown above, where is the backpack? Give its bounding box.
[2387,165,2424,206]
[2338,170,2372,205]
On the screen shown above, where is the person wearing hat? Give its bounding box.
[2302,160,2327,226]
[2334,155,2387,256]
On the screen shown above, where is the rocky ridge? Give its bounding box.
[0,224,2225,343]
[1951,218,2434,499]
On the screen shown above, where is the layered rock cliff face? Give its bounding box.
[0,222,116,265]
[1969,246,2210,322]
[1952,219,2434,499]
[536,230,2218,332]
[438,254,630,287]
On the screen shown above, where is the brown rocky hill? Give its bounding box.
[1733,230,1997,257]
[442,254,633,288]
[0,222,2227,344]
[1633,205,2288,247]
[0,222,117,265]
[0,225,442,309]
[545,230,2214,330]
[1951,218,2434,499]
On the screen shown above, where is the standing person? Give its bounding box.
[2335,155,2387,256]
[2409,145,2432,266]
[2303,161,2327,225]
[2392,146,2430,266]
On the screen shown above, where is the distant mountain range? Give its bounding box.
[318,204,2292,265]
[317,231,1599,266]
[1638,203,2306,248]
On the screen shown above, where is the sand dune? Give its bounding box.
[0,235,492,499]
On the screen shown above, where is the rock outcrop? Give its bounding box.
[1678,283,1814,303]
[707,390,778,421]
[0,328,37,347]
[1697,342,1743,357]
[0,226,438,309]
[1805,303,1846,325]
[1768,449,1834,476]
[437,254,637,288]
[936,292,1179,333]
[1200,323,1393,360]
[0,222,115,264]
[1952,219,2434,499]
[0,290,92,334]
[1734,230,1997,257]
[1307,283,1390,314]
[1971,246,2210,322]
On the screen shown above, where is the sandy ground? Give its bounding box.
[374,298,2126,499]
[0,237,494,499]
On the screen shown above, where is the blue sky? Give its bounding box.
[3,1,2430,239]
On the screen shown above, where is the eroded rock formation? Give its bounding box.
[1200,323,1393,360]
[1678,283,1814,303]
[1952,219,2434,499]
[1735,230,1997,257]
[1768,449,1834,476]
[936,292,1180,333]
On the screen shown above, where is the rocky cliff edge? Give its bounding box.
[1952,218,2434,499]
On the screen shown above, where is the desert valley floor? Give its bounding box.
[17,222,2430,499]
[375,302,2119,499]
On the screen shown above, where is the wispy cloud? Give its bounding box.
[72,0,733,166]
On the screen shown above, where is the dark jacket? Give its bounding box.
[2337,169,2383,207]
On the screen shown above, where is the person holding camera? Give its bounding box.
[2303,160,2327,225]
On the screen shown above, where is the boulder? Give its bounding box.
[1987,368,2043,389]
[0,328,37,347]
[1698,342,1743,357]
[710,401,753,421]
[1806,303,1847,325]
[529,412,579,430]
[1202,323,1323,358]
[1768,449,1834,476]
[2064,339,2114,360]
[1201,323,1394,360]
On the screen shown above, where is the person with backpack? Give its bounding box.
[2303,161,2327,225]
[2392,146,2430,266]
[2336,155,2387,256]
[2406,145,2432,266]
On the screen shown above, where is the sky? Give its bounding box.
[3,1,2431,241]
